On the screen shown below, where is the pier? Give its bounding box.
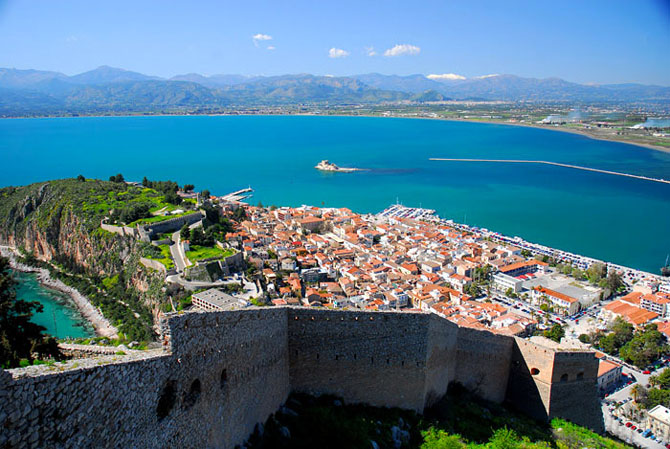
[429,158,670,185]
[221,186,254,203]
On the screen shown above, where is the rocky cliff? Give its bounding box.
[0,179,171,339]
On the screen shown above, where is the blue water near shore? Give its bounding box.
[12,270,94,339]
[1,115,669,274]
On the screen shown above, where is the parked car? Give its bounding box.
[626,422,632,427]
[643,370,651,375]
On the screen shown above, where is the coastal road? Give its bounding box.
[170,231,188,273]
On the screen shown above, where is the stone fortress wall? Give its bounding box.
[140,211,204,241]
[0,308,603,449]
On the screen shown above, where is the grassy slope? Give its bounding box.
[186,245,234,262]
[144,244,175,270]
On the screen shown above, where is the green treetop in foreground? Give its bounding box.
[0,256,62,368]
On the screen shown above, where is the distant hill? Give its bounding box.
[68,66,162,84]
[170,73,262,87]
[0,66,668,115]
[351,73,446,93]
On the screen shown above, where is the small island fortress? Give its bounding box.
[0,307,603,449]
[315,159,363,172]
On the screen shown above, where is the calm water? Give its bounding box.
[1,115,669,274]
[12,270,94,339]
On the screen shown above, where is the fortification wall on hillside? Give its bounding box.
[287,308,434,412]
[453,326,514,403]
[0,307,603,449]
[548,352,604,432]
[505,338,603,433]
[143,211,203,238]
[423,315,460,407]
[0,308,290,449]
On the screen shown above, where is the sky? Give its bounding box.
[0,0,669,85]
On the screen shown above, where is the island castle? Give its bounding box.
[0,307,603,448]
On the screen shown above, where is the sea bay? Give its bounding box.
[1,115,669,274]
[12,270,94,339]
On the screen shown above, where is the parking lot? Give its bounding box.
[601,362,670,449]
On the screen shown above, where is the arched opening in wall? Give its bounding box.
[577,372,584,380]
[220,369,228,390]
[560,373,568,382]
[183,379,202,409]
[156,380,177,420]
[530,368,540,376]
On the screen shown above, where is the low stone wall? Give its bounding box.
[100,221,138,238]
[140,257,168,274]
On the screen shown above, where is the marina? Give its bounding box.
[377,204,670,288]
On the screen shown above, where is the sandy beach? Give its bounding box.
[1,245,118,338]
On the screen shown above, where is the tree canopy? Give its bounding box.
[0,256,62,368]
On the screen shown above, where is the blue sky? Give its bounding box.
[0,0,668,84]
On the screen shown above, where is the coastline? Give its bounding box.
[3,112,669,155]
[441,117,670,155]
[0,245,118,338]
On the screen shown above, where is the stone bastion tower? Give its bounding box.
[0,307,603,448]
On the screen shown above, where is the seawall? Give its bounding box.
[0,307,603,448]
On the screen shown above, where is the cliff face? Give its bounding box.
[1,181,127,273]
[0,179,169,327]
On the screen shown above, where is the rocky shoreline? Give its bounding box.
[0,245,118,338]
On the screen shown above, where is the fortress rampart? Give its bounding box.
[0,308,603,449]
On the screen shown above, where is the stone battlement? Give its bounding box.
[0,307,603,448]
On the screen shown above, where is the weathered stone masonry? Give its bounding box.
[0,308,603,449]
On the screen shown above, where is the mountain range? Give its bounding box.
[1,66,669,115]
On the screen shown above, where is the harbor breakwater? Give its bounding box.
[429,158,670,184]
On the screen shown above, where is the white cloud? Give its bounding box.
[365,46,376,56]
[328,47,350,58]
[476,74,499,79]
[383,44,420,57]
[252,33,272,47]
[267,45,276,51]
[427,73,466,81]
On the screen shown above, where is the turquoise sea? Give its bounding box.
[1,115,669,275]
[12,270,94,339]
